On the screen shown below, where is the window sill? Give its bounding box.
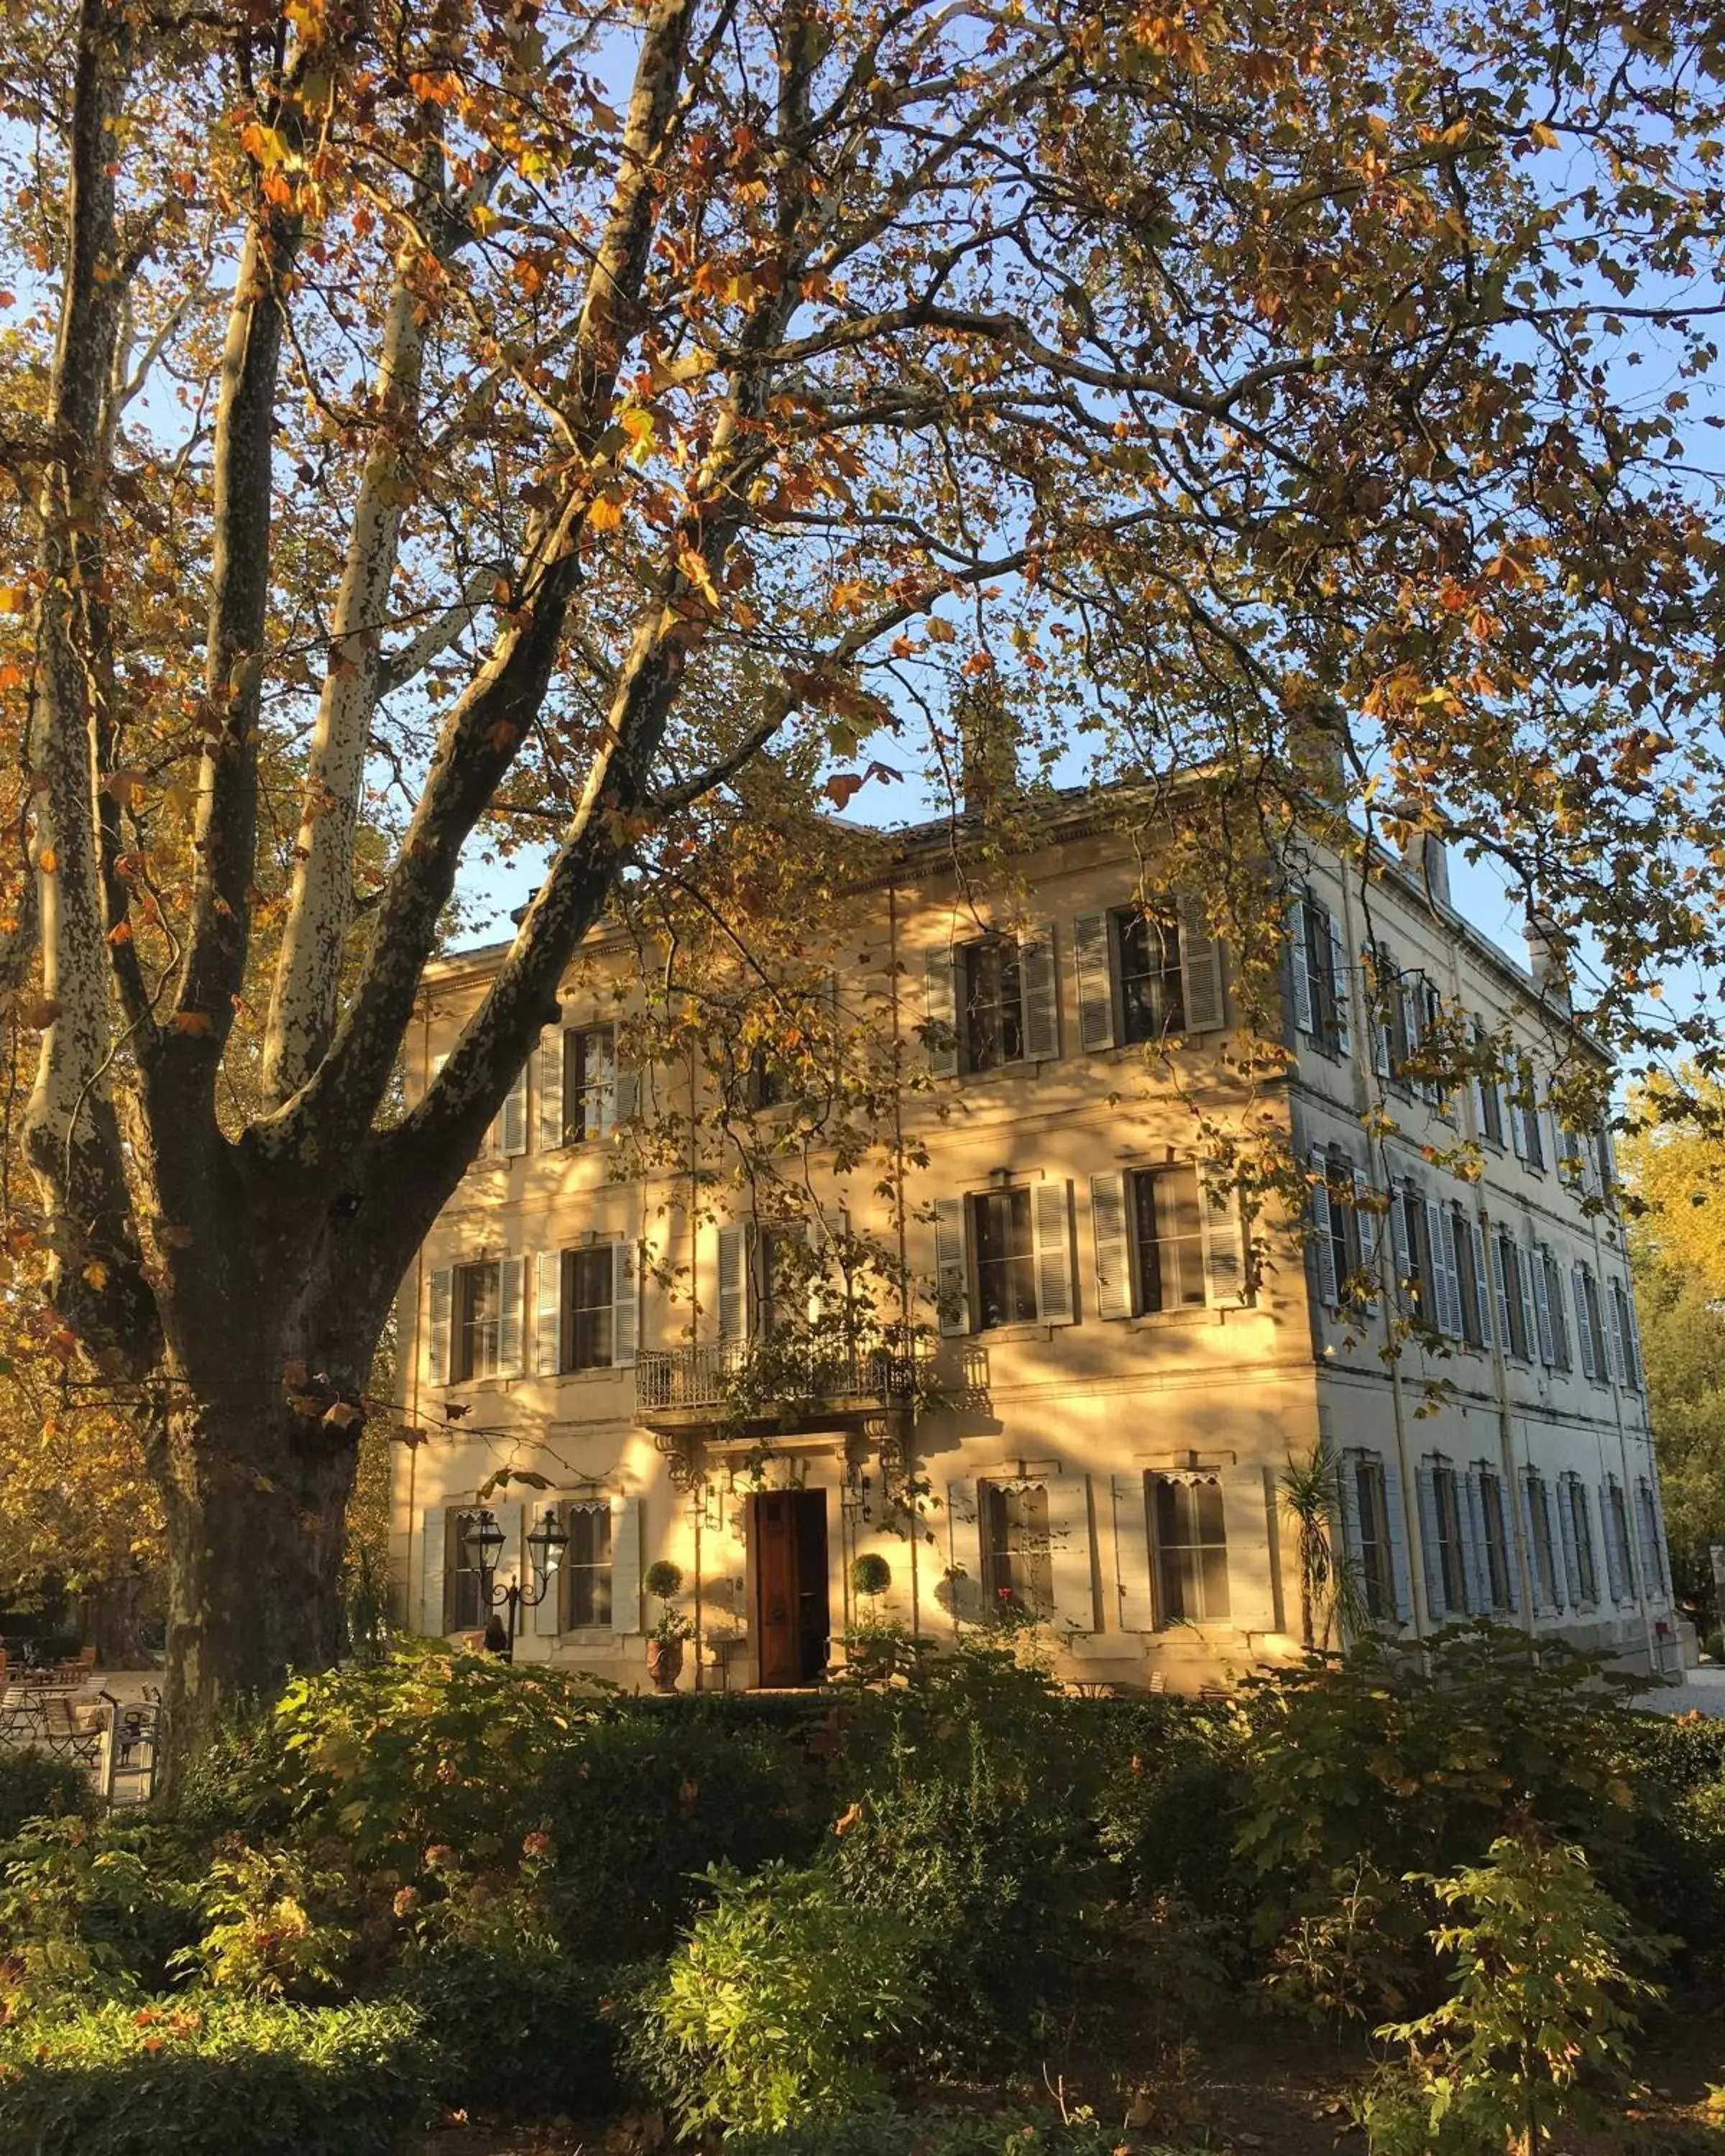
[549,1364,630,1383]
[1126,1307,1220,1332]
[972,1321,1054,1343]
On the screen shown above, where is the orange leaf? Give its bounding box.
[172,1010,213,1036]
[37,847,57,873]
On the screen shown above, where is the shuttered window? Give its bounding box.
[456,1262,502,1380]
[962,939,1024,1069]
[981,1481,1053,1618]
[1117,908,1184,1041]
[1132,1165,1207,1313]
[1471,1021,1506,1146]
[563,1501,614,1629]
[1522,1468,1561,1612]
[1351,1453,1397,1622]
[443,1508,490,1631]
[1476,1469,1514,1612]
[564,1248,615,1370]
[972,1189,1037,1327]
[1433,1460,1467,1616]
[565,1026,617,1143]
[1287,891,1349,1056]
[1151,1473,1230,1625]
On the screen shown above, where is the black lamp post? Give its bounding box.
[463,1505,569,1659]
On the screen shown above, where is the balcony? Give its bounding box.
[635,1337,924,1435]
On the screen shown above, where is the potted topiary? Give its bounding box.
[845,1552,897,1682]
[643,1560,691,1693]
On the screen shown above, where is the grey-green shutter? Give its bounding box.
[1179,900,1224,1031]
[1310,1152,1338,1310]
[1287,896,1315,1034]
[1415,1462,1446,1622]
[1381,1456,1414,1622]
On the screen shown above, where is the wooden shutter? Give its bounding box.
[1220,1467,1280,1634]
[934,1197,971,1337]
[1021,923,1059,1061]
[1200,1165,1248,1307]
[612,1240,639,1367]
[1371,949,1395,1079]
[1111,1473,1156,1631]
[1572,1265,1598,1381]
[1045,1474,1097,1632]
[1460,1469,1489,1614]
[1287,896,1315,1034]
[1328,918,1352,1056]
[1556,1479,1582,1608]
[1601,1283,1626,1385]
[497,1255,526,1377]
[428,1266,454,1386]
[535,1028,565,1151]
[533,1250,563,1376]
[1354,1169,1381,1304]
[1514,1245,1537,1360]
[1032,1179,1075,1325]
[1424,1197,1457,1337]
[1090,1171,1133,1321]
[1415,1462,1447,1623]
[1508,1082,1528,1159]
[717,1224,750,1343]
[1601,1481,1627,1602]
[1389,1181,1414,1312]
[1179,900,1225,1031]
[1336,1452,1366,1605]
[1624,1285,1643,1389]
[945,1478,982,1622]
[615,1056,640,1125]
[1073,912,1116,1051]
[1467,1219,1493,1347]
[498,1064,528,1157]
[1380,1457,1414,1623]
[1310,1152,1338,1309]
[1441,1207,1468,1340]
[925,946,959,1077]
[1490,1231,1514,1350]
[610,1495,643,1635]
[1635,1481,1662,1604]
[421,1507,448,1634]
[1530,1244,1555,1366]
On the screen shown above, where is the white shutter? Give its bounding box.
[1557,1480,1581,1608]
[1091,1171,1133,1322]
[1074,912,1116,1052]
[1519,1474,1545,1612]
[1425,1198,1457,1337]
[1416,1462,1447,1622]
[1021,923,1059,1061]
[1573,1265,1598,1381]
[497,1255,526,1377]
[534,1250,563,1376]
[1355,1170,1381,1303]
[718,1224,750,1343]
[1287,897,1315,1034]
[535,1028,565,1151]
[924,947,959,1077]
[1200,1165,1247,1307]
[1112,1473,1156,1631]
[610,1495,643,1635]
[1530,1245,1555,1366]
[1389,1181,1414,1312]
[1310,1152,1338,1310]
[498,1064,528,1157]
[945,1479,982,1622]
[421,1507,448,1634]
[428,1266,454,1386]
[1328,918,1352,1056]
[1491,1230,1514,1350]
[1601,1283,1626,1385]
[615,1059,640,1125]
[1460,1470,1488,1614]
[1439,1207,1466,1340]
[1220,1467,1280,1633]
[1470,1219,1494,1346]
[534,1503,565,1636]
[1381,1456,1414,1622]
[934,1197,971,1337]
[1337,1453,1366,1603]
[1509,1085,1528,1159]
[1179,900,1225,1031]
[1602,1483,1628,1603]
[1513,1245,1537,1363]
[1032,1179,1075,1325]
[611,1240,639,1367]
[1045,1474,1097,1632]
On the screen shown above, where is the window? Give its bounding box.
[1494,1228,1532,1361]
[981,1481,1052,1616]
[1429,1458,1468,1617]
[1611,1279,1641,1388]
[1524,1468,1560,1609]
[444,1508,492,1631]
[1287,890,1350,1056]
[1131,1165,1207,1314]
[1309,1147,1365,1312]
[1149,1473,1230,1624]
[1348,1452,1397,1623]
[564,1248,615,1371]
[456,1261,503,1381]
[1390,1180,1430,1321]
[1477,1469,1513,1611]
[474,1062,528,1160]
[1636,1478,1668,1600]
[1538,1246,1570,1370]
[1508,1060,1545,1169]
[1471,1022,1506,1147]
[1574,1263,1607,1383]
[562,1503,613,1628]
[961,938,1026,1072]
[1116,908,1184,1042]
[1561,1473,1598,1605]
[1605,1479,1634,1603]
[564,1026,617,1143]
[972,1188,1037,1328]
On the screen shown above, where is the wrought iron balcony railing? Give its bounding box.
[635,1337,923,1417]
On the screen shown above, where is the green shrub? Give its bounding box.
[0,1819,202,2021]
[538,1707,821,1960]
[629,1861,924,2135]
[0,1749,90,1841]
[0,1997,431,2155]
[391,1931,619,2116]
[723,2109,1188,2155]
[171,1841,356,2003]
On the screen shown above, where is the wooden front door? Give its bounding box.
[752,1488,830,1687]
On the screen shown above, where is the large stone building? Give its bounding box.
[387,796,1676,1690]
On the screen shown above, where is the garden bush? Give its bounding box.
[723,2110,1195,2155]
[0,1818,203,2020]
[628,1861,924,2135]
[0,1997,431,2155]
[0,1749,90,1841]
[390,1930,620,2116]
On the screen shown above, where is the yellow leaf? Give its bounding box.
[37,846,56,872]
[586,493,625,532]
[82,1262,108,1291]
[1529,121,1560,150]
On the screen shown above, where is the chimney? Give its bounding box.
[1401,832,1451,911]
[955,679,1018,821]
[1524,916,1572,1010]
[1284,700,1348,802]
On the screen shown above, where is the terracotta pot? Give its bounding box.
[646,1638,684,1694]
